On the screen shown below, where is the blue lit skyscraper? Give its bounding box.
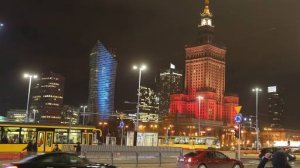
[88,41,117,123]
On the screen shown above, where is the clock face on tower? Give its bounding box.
[201,18,212,26]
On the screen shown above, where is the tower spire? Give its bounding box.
[198,0,214,43]
[202,0,212,17]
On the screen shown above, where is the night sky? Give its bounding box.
[0,0,300,129]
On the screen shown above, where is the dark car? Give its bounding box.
[259,147,296,161]
[177,150,244,168]
[2,152,116,168]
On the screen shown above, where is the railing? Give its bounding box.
[62,145,183,166]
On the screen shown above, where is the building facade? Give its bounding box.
[6,109,26,122]
[30,72,65,124]
[139,86,159,122]
[169,0,239,133]
[267,86,284,128]
[60,105,80,125]
[157,63,183,115]
[88,41,117,123]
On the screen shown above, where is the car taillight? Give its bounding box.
[187,157,192,163]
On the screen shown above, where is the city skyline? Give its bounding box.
[0,0,300,128]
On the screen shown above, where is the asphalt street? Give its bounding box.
[1,158,300,168]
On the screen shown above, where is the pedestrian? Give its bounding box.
[1,136,8,144]
[52,144,61,152]
[257,151,291,168]
[74,142,81,156]
[32,141,38,155]
[22,140,34,156]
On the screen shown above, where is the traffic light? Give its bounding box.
[234,125,239,138]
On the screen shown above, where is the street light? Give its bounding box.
[24,73,38,122]
[150,124,158,132]
[197,96,203,136]
[132,64,147,146]
[252,87,262,151]
[80,105,87,125]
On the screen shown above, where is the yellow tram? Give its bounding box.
[0,122,100,152]
[159,136,220,149]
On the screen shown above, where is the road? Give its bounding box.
[242,158,299,168]
[0,158,300,168]
[1,157,299,168]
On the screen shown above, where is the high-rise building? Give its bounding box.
[169,0,238,131]
[267,86,284,128]
[30,72,65,124]
[88,41,117,123]
[157,63,183,114]
[139,86,159,122]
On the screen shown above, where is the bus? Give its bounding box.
[0,122,100,152]
[159,136,220,150]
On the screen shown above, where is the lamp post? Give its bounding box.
[197,96,203,136]
[33,109,37,123]
[24,73,38,123]
[133,64,146,146]
[252,87,262,151]
[80,105,87,125]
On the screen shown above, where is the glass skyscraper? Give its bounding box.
[157,63,183,115]
[267,86,284,128]
[88,41,117,123]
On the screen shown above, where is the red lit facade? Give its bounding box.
[170,0,239,127]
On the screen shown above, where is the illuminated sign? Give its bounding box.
[234,113,242,124]
[170,63,175,69]
[268,86,277,93]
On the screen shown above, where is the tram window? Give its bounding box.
[195,138,206,145]
[20,128,37,144]
[54,129,68,144]
[2,127,20,144]
[69,130,81,144]
[46,132,53,147]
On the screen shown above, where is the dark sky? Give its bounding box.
[0,0,300,128]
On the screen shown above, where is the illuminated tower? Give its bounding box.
[170,0,232,123]
[169,0,239,139]
[267,86,284,128]
[158,63,183,114]
[30,72,65,124]
[185,0,225,100]
[88,41,117,123]
[185,0,225,120]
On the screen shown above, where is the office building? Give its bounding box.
[88,41,117,123]
[6,109,26,122]
[139,86,159,122]
[157,63,183,115]
[60,105,79,125]
[30,72,65,124]
[267,86,284,128]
